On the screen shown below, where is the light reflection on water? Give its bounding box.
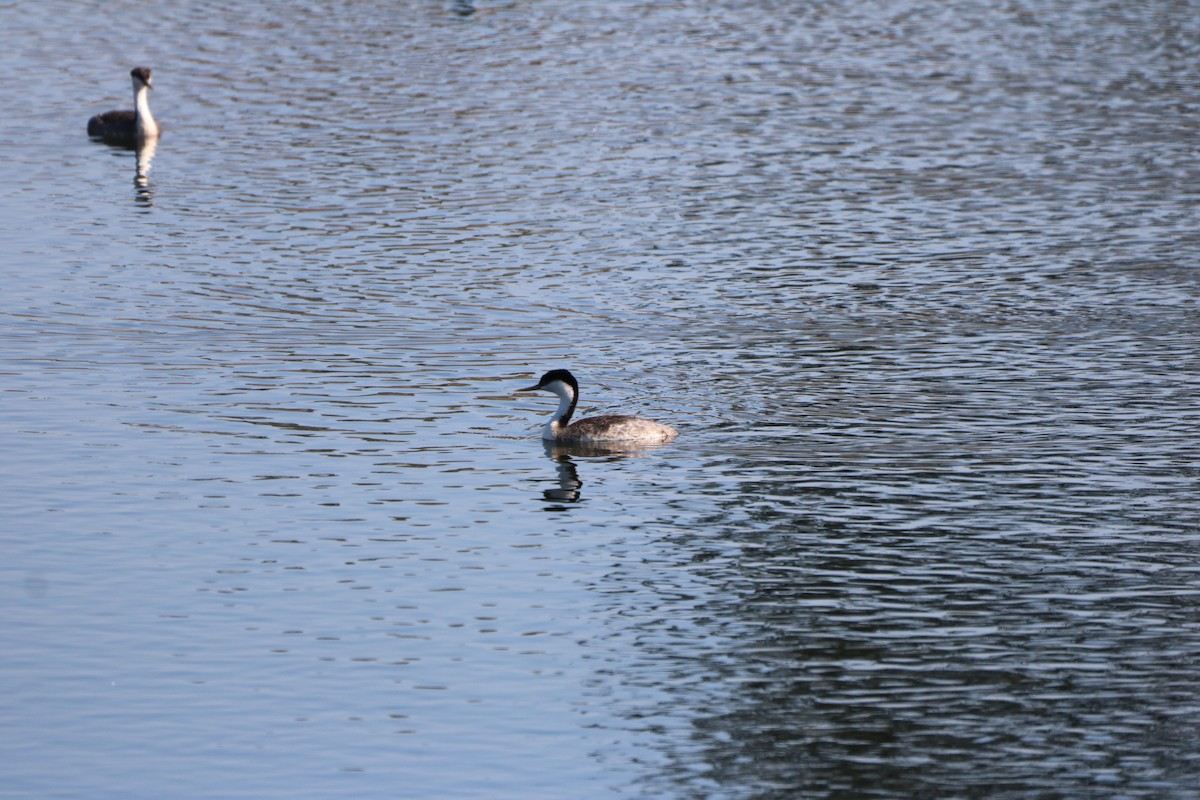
[2,0,1200,797]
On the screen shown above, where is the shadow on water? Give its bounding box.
[134,136,157,200]
[536,440,678,510]
[89,136,158,206]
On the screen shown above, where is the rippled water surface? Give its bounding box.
[2,1,1199,797]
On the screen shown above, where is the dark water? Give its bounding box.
[2,0,1199,797]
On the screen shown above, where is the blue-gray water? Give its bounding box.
[2,1,1199,797]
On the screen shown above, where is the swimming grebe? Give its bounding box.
[87,67,159,147]
[518,369,679,444]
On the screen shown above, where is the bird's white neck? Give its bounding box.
[134,83,158,139]
[541,380,577,440]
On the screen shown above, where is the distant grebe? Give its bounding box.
[518,369,679,444]
[87,67,159,147]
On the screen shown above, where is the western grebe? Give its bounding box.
[87,67,159,147]
[518,369,679,444]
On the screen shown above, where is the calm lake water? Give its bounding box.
[2,0,1199,797]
